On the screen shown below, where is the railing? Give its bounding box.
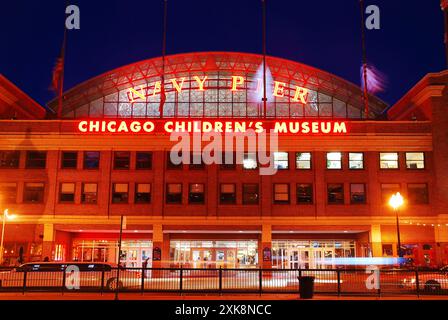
[0,266,447,296]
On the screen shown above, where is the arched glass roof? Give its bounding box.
[49,52,388,119]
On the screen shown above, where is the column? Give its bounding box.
[370,224,382,257]
[42,223,54,261]
[259,224,272,269]
[152,224,163,269]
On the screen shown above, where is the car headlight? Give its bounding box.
[403,278,416,284]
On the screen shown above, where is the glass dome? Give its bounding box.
[48,52,388,120]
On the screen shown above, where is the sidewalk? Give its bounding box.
[0,292,447,300]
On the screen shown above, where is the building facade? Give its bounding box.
[0,52,447,269]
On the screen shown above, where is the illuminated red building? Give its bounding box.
[0,52,447,269]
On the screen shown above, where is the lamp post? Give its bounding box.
[0,209,17,265]
[389,192,404,258]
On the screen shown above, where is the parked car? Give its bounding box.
[0,262,140,291]
[402,265,448,292]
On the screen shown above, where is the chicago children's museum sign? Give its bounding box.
[77,120,348,135]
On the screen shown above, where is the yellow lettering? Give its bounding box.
[333,122,347,133]
[292,86,308,104]
[78,121,88,132]
[274,122,287,133]
[273,81,286,97]
[231,76,245,91]
[170,77,186,93]
[128,86,146,101]
[164,121,174,132]
[193,76,207,91]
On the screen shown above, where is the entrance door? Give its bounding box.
[215,249,237,268]
[225,249,236,268]
[313,249,326,269]
[191,249,213,268]
[121,245,152,268]
[288,249,300,269]
[216,250,225,268]
[287,249,312,269]
[298,249,311,269]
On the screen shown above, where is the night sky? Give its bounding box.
[1,0,445,108]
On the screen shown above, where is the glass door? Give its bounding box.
[122,248,138,268]
[288,249,300,269]
[216,249,225,268]
[313,249,329,269]
[226,249,236,268]
[298,249,310,269]
[191,249,213,268]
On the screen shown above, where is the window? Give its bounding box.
[296,183,313,204]
[295,152,311,169]
[26,151,46,169]
[166,183,182,204]
[23,182,45,203]
[83,151,100,169]
[166,152,183,169]
[326,152,342,169]
[406,152,425,169]
[114,151,130,169]
[59,183,75,203]
[274,184,290,204]
[273,152,289,170]
[81,183,98,204]
[243,184,259,205]
[189,183,205,204]
[327,183,344,204]
[380,152,399,169]
[136,152,152,169]
[0,183,17,203]
[408,183,429,204]
[220,184,236,204]
[0,151,20,168]
[381,184,401,203]
[189,153,205,170]
[112,183,128,203]
[350,184,366,204]
[61,151,77,169]
[349,153,364,169]
[135,183,151,203]
[243,153,258,170]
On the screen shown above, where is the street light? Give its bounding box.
[389,192,404,258]
[0,209,17,265]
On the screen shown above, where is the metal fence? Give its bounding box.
[0,266,446,296]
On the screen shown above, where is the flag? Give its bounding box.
[51,56,64,93]
[360,63,387,94]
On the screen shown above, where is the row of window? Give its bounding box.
[0,182,429,205]
[0,150,426,170]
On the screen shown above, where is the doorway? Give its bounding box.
[287,248,332,269]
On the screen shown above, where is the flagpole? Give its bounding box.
[56,2,69,119]
[160,0,168,118]
[359,0,369,119]
[261,0,267,118]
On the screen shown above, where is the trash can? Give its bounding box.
[298,276,315,299]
